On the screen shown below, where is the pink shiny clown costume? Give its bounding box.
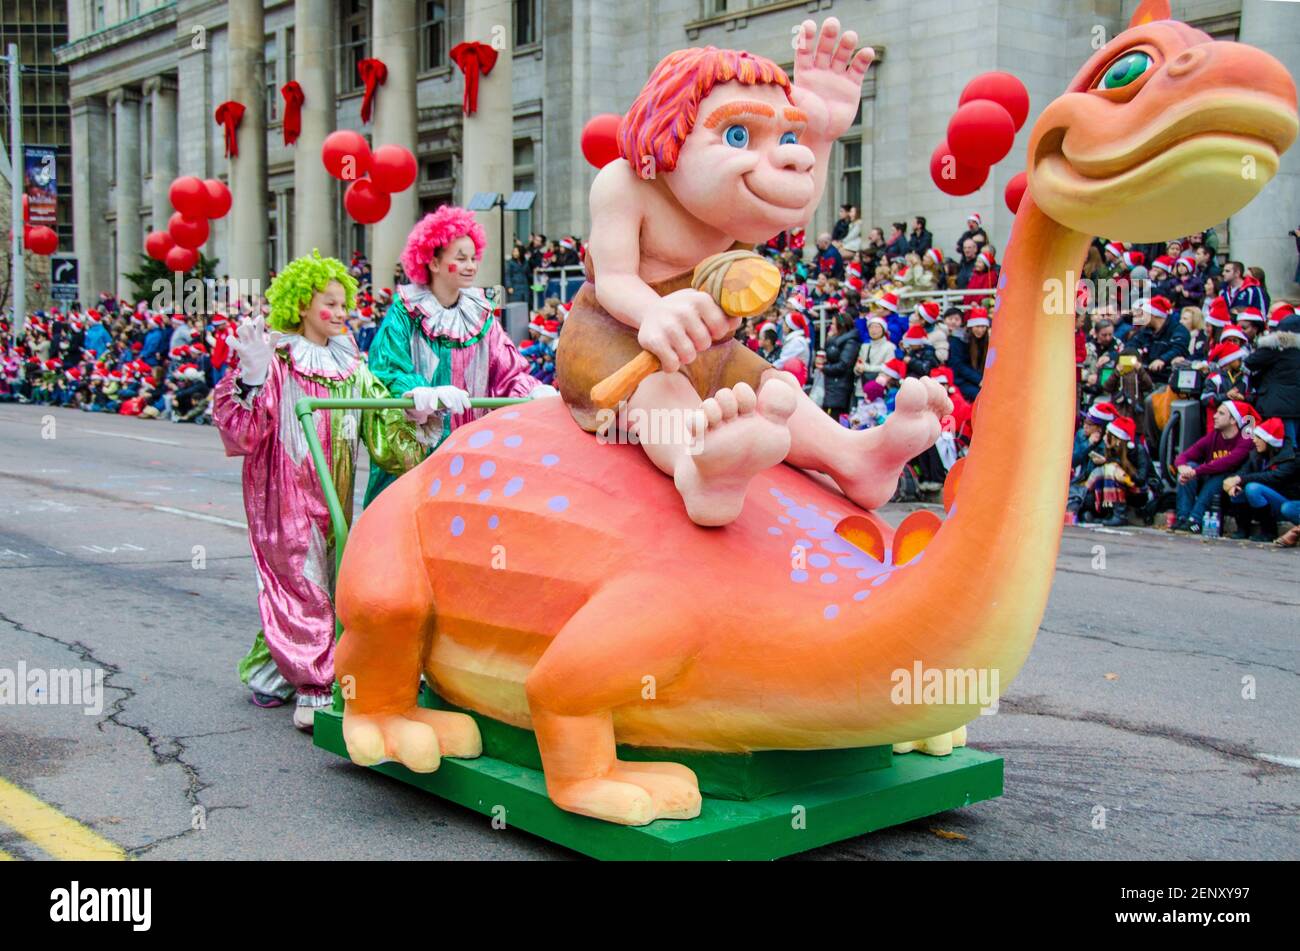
[214,333,423,704]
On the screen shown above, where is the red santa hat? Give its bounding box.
[901,326,929,348]
[914,300,941,324]
[1136,296,1172,320]
[880,358,907,381]
[1104,241,1125,259]
[784,310,810,336]
[867,315,890,331]
[845,260,863,281]
[874,291,899,313]
[1175,254,1197,274]
[1086,401,1119,424]
[966,306,990,328]
[1206,297,1231,327]
[559,237,576,251]
[1209,341,1246,366]
[976,249,996,269]
[1254,417,1286,449]
[1220,324,1248,344]
[786,294,810,315]
[1269,302,1296,328]
[43,358,60,370]
[756,320,777,337]
[1224,400,1261,430]
[1237,307,1266,325]
[966,213,982,227]
[929,366,955,388]
[1106,416,1137,447]
[924,248,944,270]
[1151,255,1175,275]
[66,367,82,381]
[847,276,865,293]
[1122,250,1145,269]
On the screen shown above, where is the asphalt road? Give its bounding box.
[1,402,1296,860]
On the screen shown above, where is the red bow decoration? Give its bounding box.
[449,42,498,117]
[356,58,388,124]
[280,81,304,146]
[214,101,245,158]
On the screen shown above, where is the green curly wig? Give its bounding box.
[265,250,358,332]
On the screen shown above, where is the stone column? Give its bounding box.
[370,0,420,288]
[294,0,337,258]
[70,96,112,304]
[107,87,142,300]
[142,76,178,230]
[227,0,268,284]
[459,0,513,287]
[1234,0,1300,297]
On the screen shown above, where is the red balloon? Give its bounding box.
[948,100,1016,168]
[164,245,198,273]
[322,130,372,181]
[1005,171,1029,214]
[203,179,232,219]
[169,211,209,249]
[344,178,391,224]
[169,175,208,218]
[960,72,1030,131]
[581,114,623,169]
[369,144,418,193]
[929,141,989,196]
[145,230,175,261]
[26,225,58,256]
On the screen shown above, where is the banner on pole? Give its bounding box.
[24,146,58,226]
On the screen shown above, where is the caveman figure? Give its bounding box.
[557,18,951,525]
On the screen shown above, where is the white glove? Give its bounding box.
[404,385,472,424]
[529,384,559,399]
[227,315,282,386]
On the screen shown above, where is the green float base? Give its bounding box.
[314,701,1003,860]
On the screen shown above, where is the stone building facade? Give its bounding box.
[56,0,1300,306]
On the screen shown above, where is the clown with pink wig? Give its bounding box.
[364,205,554,503]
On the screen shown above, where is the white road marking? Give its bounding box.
[1254,753,1300,769]
[79,428,182,446]
[151,505,247,529]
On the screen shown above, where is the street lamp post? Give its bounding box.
[6,43,24,335]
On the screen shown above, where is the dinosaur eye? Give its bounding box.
[779,131,799,145]
[724,124,750,148]
[1099,51,1153,90]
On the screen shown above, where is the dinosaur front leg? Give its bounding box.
[335,474,481,772]
[893,724,969,756]
[525,577,703,826]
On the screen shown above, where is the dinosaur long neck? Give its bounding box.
[876,198,1090,688]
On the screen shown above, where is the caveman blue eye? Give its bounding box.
[724,124,749,148]
[779,131,798,145]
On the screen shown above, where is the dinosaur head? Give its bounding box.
[1026,0,1297,242]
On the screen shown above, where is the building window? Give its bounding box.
[340,0,370,93]
[424,157,453,183]
[514,0,538,47]
[512,138,536,244]
[840,138,861,211]
[421,1,447,71]
[265,35,278,121]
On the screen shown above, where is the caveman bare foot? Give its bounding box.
[674,380,796,526]
[834,376,951,509]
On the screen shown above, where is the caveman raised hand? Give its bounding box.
[791,17,875,149]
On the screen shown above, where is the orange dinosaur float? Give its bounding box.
[334,0,1296,826]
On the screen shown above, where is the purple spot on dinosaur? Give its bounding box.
[478,489,491,502]
[808,553,830,568]
[547,495,569,512]
[853,589,871,601]
[428,478,441,496]
[768,527,782,536]
[467,430,494,449]
[820,572,838,584]
[791,570,808,583]
[504,434,523,448]
[488,515,500,529]
[769,487,783,497]
[501,411,521,420]
[480,460,496,478]
[778,515,791,524]
[449,455,464,476]
[541,454,559,467]
[986,347,997,368]
[504,476,524,497]
[795,538,812,550]
[456,484,466,496]
[450,516,465,537]
[871,572,893,586]
[823,604,840,620]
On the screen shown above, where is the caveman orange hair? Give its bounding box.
[618,47,791,175]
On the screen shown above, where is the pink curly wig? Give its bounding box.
[400,205,487,284]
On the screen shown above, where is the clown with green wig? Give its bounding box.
[214,251,424,730]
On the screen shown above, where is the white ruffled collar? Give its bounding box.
[278,332,360,381]
[400,283,491,343]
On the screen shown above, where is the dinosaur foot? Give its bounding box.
[342,706,483,773]
[832,377,951,511]
[674,380,795,526]
[547,759,702,826]
[893,724,968,757]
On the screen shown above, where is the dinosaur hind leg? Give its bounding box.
[526,576,703,826]
[335,475,481,773]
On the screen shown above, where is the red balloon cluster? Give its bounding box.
[581,114,622,169]
[25,225,58,256]
[930,72,1029,199]
[145,175,232,271]
[322,130,416,225]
